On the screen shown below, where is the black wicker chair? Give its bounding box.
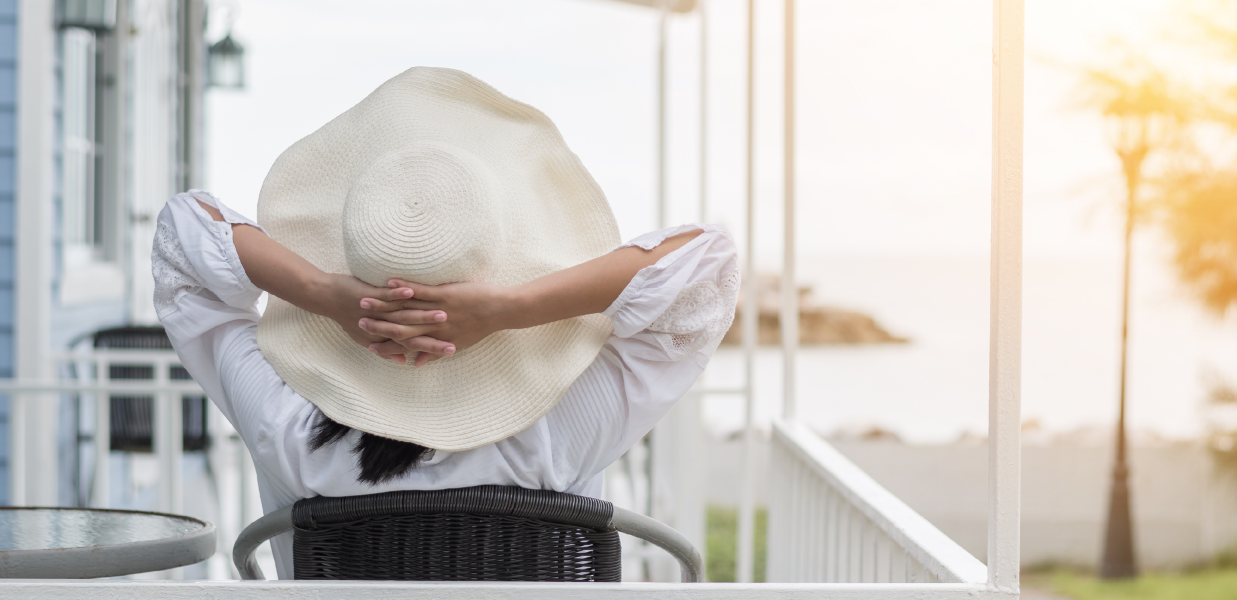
[233,485,702,582]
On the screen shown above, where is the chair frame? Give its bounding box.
[234,494,703,583]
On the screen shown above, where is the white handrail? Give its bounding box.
[769,420,988,585]
[0,381,204,393]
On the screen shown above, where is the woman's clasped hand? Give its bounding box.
[353,278,514,367]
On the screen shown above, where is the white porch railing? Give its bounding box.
[1,350,206,514]
[768,420,988,585]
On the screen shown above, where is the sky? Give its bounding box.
[202,0,1237,441]
[205,0,1174,262]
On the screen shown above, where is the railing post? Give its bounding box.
[155,357,183,515]
[7,393,24,505]
[989,0,1024,593]
[767,440,782,582]
[93,355,110,508]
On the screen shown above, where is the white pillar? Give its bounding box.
[656,0,668,228]
[988,0,1024,593]
[240,441,256,527]
[698,0,708,223]
[780,0,797,422]
[649,393,704,581]
[672,393,704,555]
[737,0,757,583]
[13,0,57,507]
[646,0,677,581]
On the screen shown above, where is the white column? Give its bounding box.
[781,0,797,422]
[646,0,677,581]
[649,393,704,581]
[696,0,709,569]
[13,0,57,507]
[657,0,668,228]
[988,0,1024,593]
[673,393,704,553]
[240,441,256,527]
[698,0,707,223]
[737,0,757,584]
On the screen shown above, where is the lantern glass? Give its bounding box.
[208,34,245,89]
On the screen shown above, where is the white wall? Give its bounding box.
[703,435,1237,569]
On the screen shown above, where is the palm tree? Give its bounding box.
[1154,1,1237,316]
[1160,169,1237,312]
[1075,56,1182,580]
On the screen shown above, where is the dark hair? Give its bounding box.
[308,412,434,485]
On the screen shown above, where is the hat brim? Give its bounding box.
[255,67,620,451]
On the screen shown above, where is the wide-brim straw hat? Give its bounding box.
[255,67,620,451]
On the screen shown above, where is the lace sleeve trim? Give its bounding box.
[152,221,208,320]
[647,267,741,365]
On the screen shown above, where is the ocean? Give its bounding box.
[699,252,1237,444]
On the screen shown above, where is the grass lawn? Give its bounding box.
[1029,569,1237,600]
[704,505,767,582]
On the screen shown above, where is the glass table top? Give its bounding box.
[0,508,205,551]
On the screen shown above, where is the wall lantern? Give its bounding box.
[208,32,246,90]
[56,0,117,31]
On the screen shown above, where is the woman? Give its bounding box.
[154,67,738,578]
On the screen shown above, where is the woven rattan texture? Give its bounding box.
[292,486,621,582]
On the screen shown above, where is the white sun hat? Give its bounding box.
[255,67,620,451]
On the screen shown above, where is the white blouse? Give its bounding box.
[152,190,740,578]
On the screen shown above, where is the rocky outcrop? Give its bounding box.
[721,274,908,345]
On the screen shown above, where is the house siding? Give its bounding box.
[0,0,17,505]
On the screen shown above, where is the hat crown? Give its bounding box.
[343,143,500,287]
[257,67,620,450]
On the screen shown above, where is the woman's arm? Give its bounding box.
[510,229,705,328]
[195,201,456,362]
[358,230,703,363]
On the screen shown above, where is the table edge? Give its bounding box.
[0,514,216,579]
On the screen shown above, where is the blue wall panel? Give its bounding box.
[0,23,14,61]
[0,67,13,106]
[0,155,13,191]
[0,0,17,504]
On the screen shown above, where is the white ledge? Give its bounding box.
[0,580,1019,599]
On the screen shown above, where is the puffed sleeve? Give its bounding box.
[153,189,265,322]
[603,224,740,367]
[152,189,268,424]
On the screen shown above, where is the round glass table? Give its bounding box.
[0,507,216,578]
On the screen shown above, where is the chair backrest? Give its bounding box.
[290,485,621,581]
